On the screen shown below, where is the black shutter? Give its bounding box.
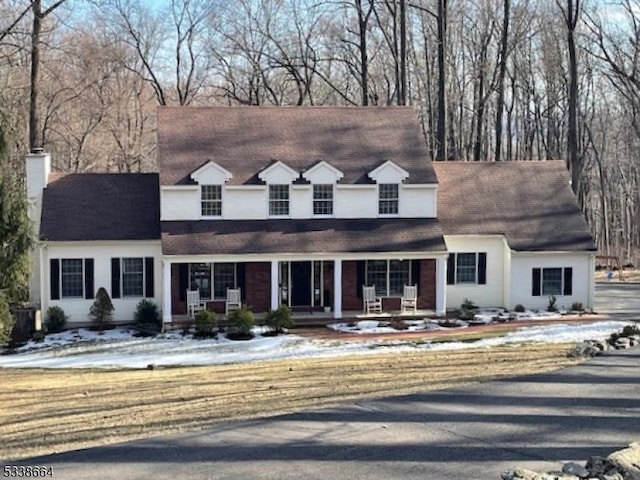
[563,268,573,296]
[111,258,121,299]
[478,253,487,285]
[411,259,421,290]
[532,268,541,296]
[447,254,456,285]
[145,257,154,298]
[179,263,189,301]
[50,259,60,300]
[236,263,246,300]
[84,259,94,299]
[356,261,365,298]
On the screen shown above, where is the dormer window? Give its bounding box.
[269,184,290,216]
[201,185,222,217]
[379,184,399,215]
[313,184,333,215]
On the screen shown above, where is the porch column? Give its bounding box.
[436,256,447,316]
[162,261,172,324]
[333,259,343,319]
[270,260,279,310]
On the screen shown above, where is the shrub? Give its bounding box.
[263,305,294,335]
[546,295,558,312]
[89,287,114,329]
[0,293,14,345]
[194,309,217,338]
[608,323,640,345]
[227,306,254,340]
[514,304,525,313]
[45,306,68,333]
[571,302,584,312]
[133,299,161,335]
[461,298,478,310]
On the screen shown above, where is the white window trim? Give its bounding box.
[378,183,400,217]
[312,184,334,217]
[534,267,571,297]
[189,263,238,301]
[268,184,291,217]
[200,184,223,219]
[120,257,145,298]
[453,253,480,285]
[365,259,412,297]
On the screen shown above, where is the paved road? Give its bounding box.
[6,347,639,480]
[595,282,640,317]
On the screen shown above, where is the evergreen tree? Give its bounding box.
[89,287,114,328]
[0,115,33,303]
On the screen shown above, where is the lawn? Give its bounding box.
[0,343,581,461]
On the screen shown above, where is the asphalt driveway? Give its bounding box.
[5,347,639,480]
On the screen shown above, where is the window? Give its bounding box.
[532,267,573,296]
[446,253,487,285]
[61,259,84,298]
[122,258,144,297]
[378,184,399,215]
[189,263,237,300]
[366,260,411,296]
[313,184,333,215]
[111,257,155,299]
[50,258,94,300]
[201,185,222,216]
[269,184,290,215]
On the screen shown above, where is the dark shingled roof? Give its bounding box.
[432,161,596,251]
[40,173,160,241]
[161,218,446,256]
[157,106,437,186]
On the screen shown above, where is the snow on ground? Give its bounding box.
[0,320,632,369]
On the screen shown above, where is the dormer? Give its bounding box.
[367,160,409,184]
[302,161,344,184]
[258,160,299,184]
[190,161,233,184]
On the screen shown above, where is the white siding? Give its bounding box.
[399,186,436,217]
[291,185,313,218]
[510,252,594,310]
[225,187,266,219]
[445,236,506,309]
[161,188,199,220]
[334,186,378,218]
[42,242,162,324]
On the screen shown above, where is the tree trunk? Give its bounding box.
[495,0,510,162]
[566,0,581,196]
[399,0,407,105]
[436,0,447,160]
[29,0,42,152]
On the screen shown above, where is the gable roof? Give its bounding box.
[161,218,446,256]
[432,161,596,251]
[40,173,160,241]
[157,106,437,186]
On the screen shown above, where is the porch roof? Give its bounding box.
[161,218,446,256]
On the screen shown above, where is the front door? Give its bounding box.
[290,261,312,306]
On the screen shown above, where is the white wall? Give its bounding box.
[445,236,507,309]
[400,187,436,217]
[161,188,199,220]
[161,183,438,220]
[509,252,594,310]
[42,242,163,324]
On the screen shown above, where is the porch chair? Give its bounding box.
[186,289,206,319]
[225,288,242,316]
[363,285,383,314]
[401,284,418,314]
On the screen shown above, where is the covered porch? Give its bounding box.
[161,256,447,324]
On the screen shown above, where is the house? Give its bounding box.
[25,107,596,325]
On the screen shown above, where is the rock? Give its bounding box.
[513,467,543,479]
[586,456,612,475]
[602,471,624,480]
[562,462,589,478]
[502,471,515,480]
[607,442,640,480]
[614,338,631,349]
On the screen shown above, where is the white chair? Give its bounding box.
[225,288,242,316]
[363,285,382,314]
[186,289,206,318]
[401,284,418,314]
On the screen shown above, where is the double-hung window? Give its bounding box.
[313,184,333,215]
[365,260,411,296]
[50,258,94,300]
[111,257,155,298]
[532,267,572,296]
[201,185,222,217]
[378,184,399,215]
[446,253,487,285]
[189,263,237,300]
[269,185,290,216]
